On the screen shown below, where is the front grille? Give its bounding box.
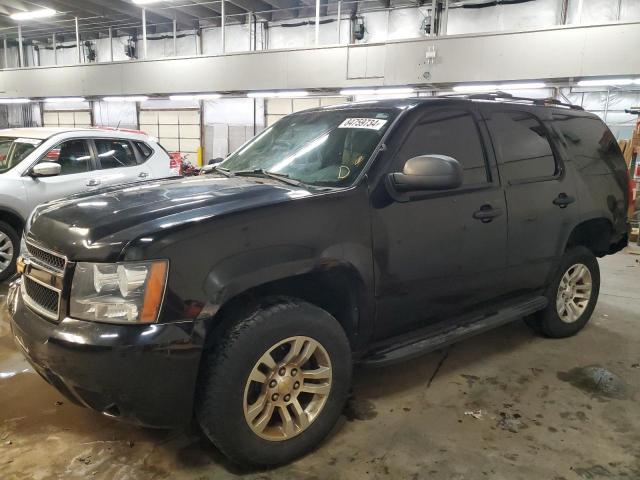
[26,242,66,272]
[24,276,60,318]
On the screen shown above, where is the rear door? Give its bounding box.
[483,106,578,294]
[25,138,96,207]
[91,138,151,187]
[371,105,509,339]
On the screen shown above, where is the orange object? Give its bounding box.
[140,261,168,323]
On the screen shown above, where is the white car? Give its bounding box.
[0,127,176,280]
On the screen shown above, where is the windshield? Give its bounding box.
[0,136,42,174]
[219,109,398,187]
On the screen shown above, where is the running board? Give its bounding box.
[360,296,548,367]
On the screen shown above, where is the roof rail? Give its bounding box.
[443,91,584,111]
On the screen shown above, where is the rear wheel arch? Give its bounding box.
[564,217,613,257]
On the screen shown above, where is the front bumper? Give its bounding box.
[7,279,205,429]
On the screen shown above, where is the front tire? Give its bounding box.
[527,246,600,338]
[196,297,351,467]
[0,221,19,282]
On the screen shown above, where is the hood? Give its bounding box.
[27,175,315,261]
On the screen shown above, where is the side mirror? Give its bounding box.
[30,162,62,178]
[388,155,463,193]
[208,158,224,166]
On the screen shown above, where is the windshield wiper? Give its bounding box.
[202,164,234,177]
[233,169,308,188]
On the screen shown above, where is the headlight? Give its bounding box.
[70,260,168,324]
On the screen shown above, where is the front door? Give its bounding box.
[371,106,509,339]
[24,138,96,209]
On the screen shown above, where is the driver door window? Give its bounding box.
[396,109,489,187]
[41,139,92,175]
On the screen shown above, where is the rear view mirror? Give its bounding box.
[31,162,62,178]
[389,155,463,193]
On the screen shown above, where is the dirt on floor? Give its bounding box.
[0,249,639,480]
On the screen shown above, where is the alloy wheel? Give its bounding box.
[243,336,332,441]
[0,231,14,273]
[556,263,592,323]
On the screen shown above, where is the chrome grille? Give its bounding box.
[24,276,60,319]
[26,241,66,272]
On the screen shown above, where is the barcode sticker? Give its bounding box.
[338,118,388,130]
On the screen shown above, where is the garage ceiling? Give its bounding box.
[0,0,340,40]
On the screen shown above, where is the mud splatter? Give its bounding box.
[343,397,377,421]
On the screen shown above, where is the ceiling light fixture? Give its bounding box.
[577,78,634,87]
[10,8,56,21]
[103,96,149,102]
[131,0,168,4]
[247,92,276,98]
[0,98,31,104]
[45,97,87,103]
[274,91,309,98]
[452,84,499,93]
[169,94,222,101]
[340,87,416,96]
[499,82,547,90]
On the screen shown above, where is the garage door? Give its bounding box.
[43,110,92,128]
[139,109,201,164]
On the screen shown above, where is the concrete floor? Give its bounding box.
[1,250,639,480]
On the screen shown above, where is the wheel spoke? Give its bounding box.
[248,368,268,384]
[252,402,275,433]
[259,351,277,370]
[246,393,268,422]
[297,341,317,366]
[302,365,331,380]
[290,398,310,430]
[567,301,580,320]
[279,406,296,437]
[282,337,305,364]
[301,382,331,395]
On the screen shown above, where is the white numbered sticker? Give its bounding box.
[338,118,388,130]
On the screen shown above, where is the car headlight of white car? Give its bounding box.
[70,260,168,324]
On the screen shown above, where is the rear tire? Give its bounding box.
[0,221,19,282]
[196,297,351,467]
[526,246,600,338]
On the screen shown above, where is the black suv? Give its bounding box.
[7,95,631,466]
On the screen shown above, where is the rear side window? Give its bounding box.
[488,111,557,182]
[396,109,489,186]
[552,114,625,175]
[95,139,137,169]
[134,141,153,160]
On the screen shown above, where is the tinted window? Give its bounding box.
[553,114,625,175]
[41,140,92,175]
[135,141,153,160]
[95,139,137,169]
[488,111,557,181]
[396,109,488,186]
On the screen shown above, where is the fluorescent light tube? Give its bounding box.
[247,92,276,98]
[45,97,86,103]
[0,98,31,104]
[169,94,222,101]
[10,8,56,21]
[340,89,378,96]
[499,82,547,90]
[453,84,499,93]
[103,96,149,102]
[274,91,309,98]
[577,78,634,87]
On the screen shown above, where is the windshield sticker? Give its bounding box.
[338,118,388,130]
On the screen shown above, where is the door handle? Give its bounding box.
[553,193,575,209]
[473,204,503,223]
[138,172,149,178]
[87,179,101,187]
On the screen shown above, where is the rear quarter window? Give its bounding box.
[552,115,625,176]
[134,141,154,161]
